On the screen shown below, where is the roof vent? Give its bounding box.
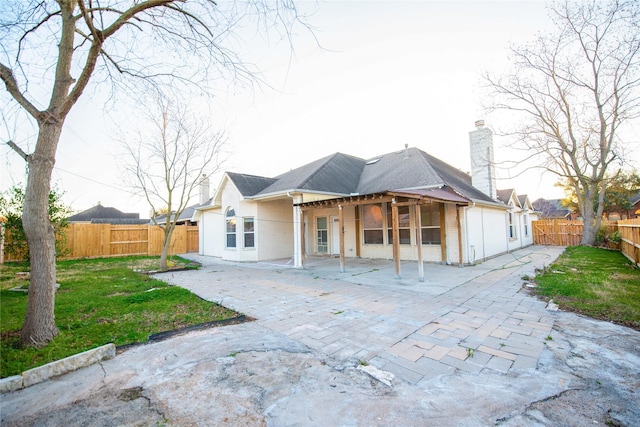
[366,158,381,165]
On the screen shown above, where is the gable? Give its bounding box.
[227,172,277,196]
[256,152,365,196]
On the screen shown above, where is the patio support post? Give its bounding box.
[293,205,304,268]
[456,205,464,266]
[339,204,345,273]
[392,199,401,279]
[414,204,424,282]
[300,208,306,268]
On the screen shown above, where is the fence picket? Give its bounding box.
[1,223,199,262]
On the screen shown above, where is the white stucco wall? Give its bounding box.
[199,208,223,257]
[256,199,294,260]
[461,204,510,264]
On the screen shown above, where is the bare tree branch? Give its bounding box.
[483,0,640,245]
[6,140,28,161]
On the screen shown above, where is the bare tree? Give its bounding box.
[122,98,224,270]
[484,0,640,245]
[0,0,311,347]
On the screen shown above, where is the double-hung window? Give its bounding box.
[243,217,255,248]
[508,211,516,239]
[225,208,236,248]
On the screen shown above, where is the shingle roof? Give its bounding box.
[152,200,210,224]
[419,151,495,202]
[496,189,515,205]
[68,204,140,222]
[226,146,500,204]
[256,152,365,196]
[517,195,529,208]
[227,172,277,197]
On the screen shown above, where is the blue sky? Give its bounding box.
[6,1,632,216]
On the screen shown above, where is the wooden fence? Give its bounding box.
[532,220,585,246]
[532,218,640,267]
[618,218,640,267]
[1,223,199,263]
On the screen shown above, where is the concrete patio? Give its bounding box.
[2,245,639,426]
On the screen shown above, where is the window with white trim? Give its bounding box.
[316,217,328,253]
[508,211,516,239]
[225,207,236,248]
[243,217,254,248]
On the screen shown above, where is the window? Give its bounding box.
[243,217,254,248]
[316,217,328,253]
[225,208,236,248]
[387,205,411,244]
[523,214,529,237]
[362,204,383,244]
[420,203,441,244]
[508,212,516,239]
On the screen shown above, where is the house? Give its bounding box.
[68,202,149,224]
[531,198,577,220]
[196,121,539,277]
[604,191,640,221]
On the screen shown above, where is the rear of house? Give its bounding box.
[196,122,538,267]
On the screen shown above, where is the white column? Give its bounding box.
[293,205,303,268]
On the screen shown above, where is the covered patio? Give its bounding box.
[292,188,471,281]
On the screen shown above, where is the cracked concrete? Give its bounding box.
[1,246,639,426]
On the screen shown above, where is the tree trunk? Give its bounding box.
[581,185,597,246]
[159,225,175,270]
[19,122,62,347]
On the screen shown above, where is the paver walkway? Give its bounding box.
[168,245,565,386]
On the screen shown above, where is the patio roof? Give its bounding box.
[295,187,470,209]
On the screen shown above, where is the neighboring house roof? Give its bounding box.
[90,218,150,225]
[532,198,572,219]
[153,200,210,225]
[226,147,499,205]
[68,204,141,222]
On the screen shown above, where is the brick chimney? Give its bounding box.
[199,174,210,205]
[469,120,497,200]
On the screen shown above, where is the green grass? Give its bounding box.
[1,256,240,378]
[533,246,640,330]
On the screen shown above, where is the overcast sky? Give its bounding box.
[3,1,635,217]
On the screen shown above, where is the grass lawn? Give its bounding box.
[533,246,640,331]
[1,256,241,378]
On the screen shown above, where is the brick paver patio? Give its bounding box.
[169,245,565,386]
